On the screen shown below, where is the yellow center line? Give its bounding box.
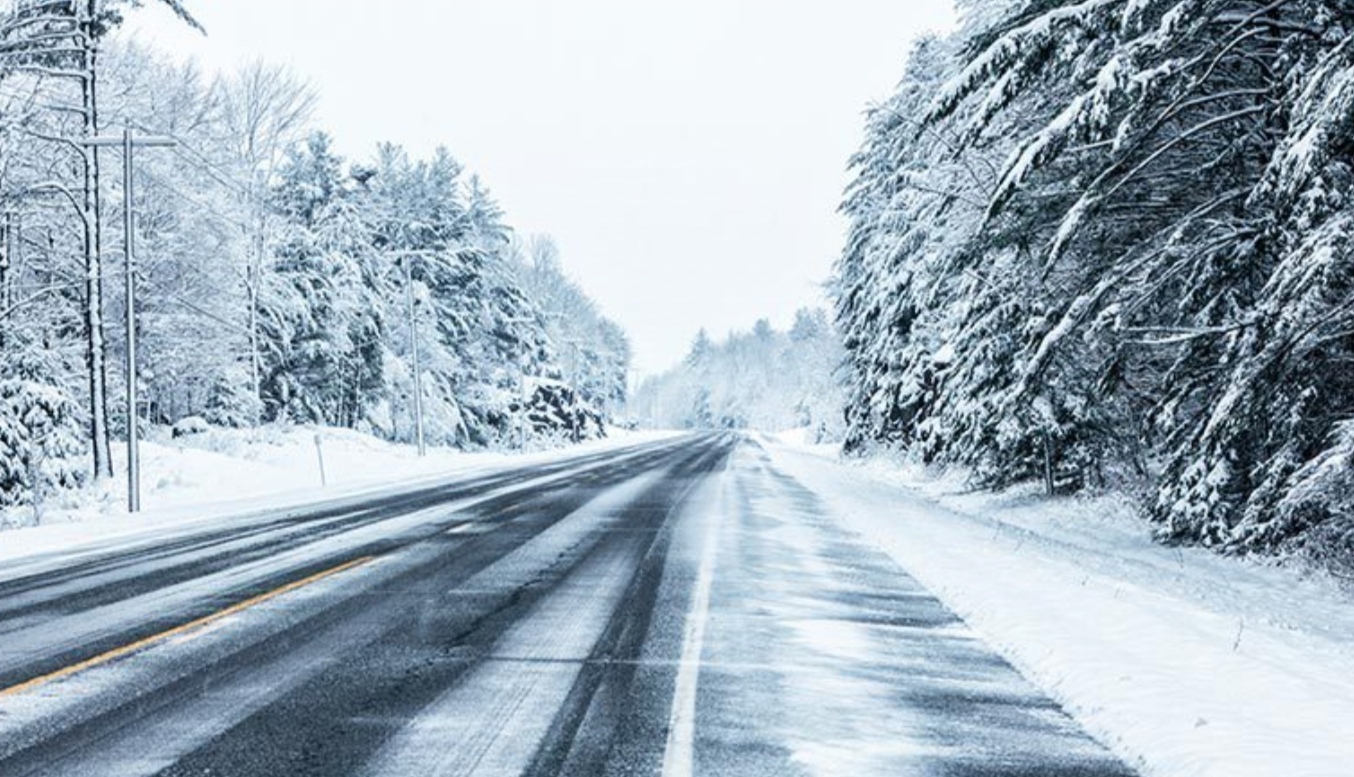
[0,554,377,699]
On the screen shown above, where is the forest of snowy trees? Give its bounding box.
[837,0,1354,562]
[630,309,845,442]
[0,0,629,509]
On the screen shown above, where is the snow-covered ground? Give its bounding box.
[765,432,1354,777]
[0,425,678,566]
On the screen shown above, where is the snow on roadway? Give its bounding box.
[0,460,615,676]
[7,426,1348,776]
[695,441,1130,776]
[362,473,665,777]
[661,459,726,777]
[0,465,673,774]
[0,425,679,568]
[763,432,1354,777]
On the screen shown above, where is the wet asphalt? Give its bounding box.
[0,434,1137,776]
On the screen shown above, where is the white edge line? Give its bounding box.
[661,461,730,777]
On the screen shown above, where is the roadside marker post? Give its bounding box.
[314,432,328,487]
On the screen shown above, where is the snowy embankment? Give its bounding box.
[0,425,677,566]
[765,432,1354,777]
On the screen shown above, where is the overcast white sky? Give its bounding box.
[124,0,955,374]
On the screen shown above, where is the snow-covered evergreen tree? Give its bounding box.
[0,8,632,509]
[632,311,846,441]
[836,0,1354,561]
[0,339,88,513]
[259,133,384,427]
[512,235,631,421]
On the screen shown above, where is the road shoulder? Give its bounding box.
[762,437,1354,777]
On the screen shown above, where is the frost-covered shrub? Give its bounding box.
[1265,422,1354,575]
[202,375,263,429]
[171,415,212,438]
[0,378,88,508]
[519,379,605,444]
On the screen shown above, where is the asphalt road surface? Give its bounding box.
[0,433,1138,776]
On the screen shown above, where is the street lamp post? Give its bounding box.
[82,126,176,513]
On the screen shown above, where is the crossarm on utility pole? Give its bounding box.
[80,135,177,148]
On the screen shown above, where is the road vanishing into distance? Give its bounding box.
[0,434,1137,776]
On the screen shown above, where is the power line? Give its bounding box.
[124,118,253,198]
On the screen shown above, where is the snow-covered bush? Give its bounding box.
[1270,422,1354,576]
[519,379,605,444]
[171,416,212,438]
[0,378,88,509]
[202,375,263,429]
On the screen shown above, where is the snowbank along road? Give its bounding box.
[0,433,1136,776]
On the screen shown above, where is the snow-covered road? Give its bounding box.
[0,434,1132,776]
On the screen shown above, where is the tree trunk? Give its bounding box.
[0,212,12,337]
[80,0,112,479]
[1042,430,1056,498]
